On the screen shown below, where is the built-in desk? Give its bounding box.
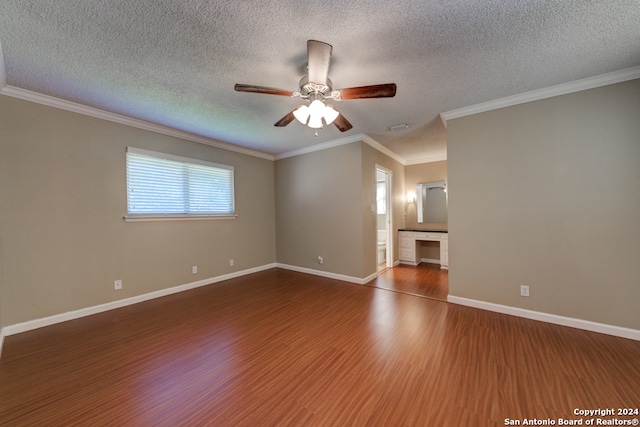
[398,230,448,269]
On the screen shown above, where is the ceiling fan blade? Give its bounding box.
[274,110,296,127]
[333,113,353,132]
[234,84,293,97]
[335,83,397,100]
[307,40,332,86]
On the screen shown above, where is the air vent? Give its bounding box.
[388,123,409,131]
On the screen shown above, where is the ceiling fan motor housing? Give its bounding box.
[298,77,332,98]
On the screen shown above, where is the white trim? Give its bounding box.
[275,133,408,166]
[375,164,394,270]
[123,214,237,222]
[0,39,6,88]
[405,154,448,165]
[362,134,407,165]
[0,263,377,341]
[276,263,377,285]
[440,66,640,122]
[439,113,448,129]
[362,271,379,284]
[275,134,364,160]
[0,82,410,166]
[0,328,5,358]
[2,263,277,338]
[447,295,640,341]
[0,85,275,161]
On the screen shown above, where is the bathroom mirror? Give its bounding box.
[417,181,447,223]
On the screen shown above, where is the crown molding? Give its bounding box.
[0,39,404,165]
[0,80,411,165]
[405,153,448,165]
[0,41,272,159]
[275,133,408,165]
[361,134,407,165]
[441,66,640,122]
[275,133,364,160]
[0,85,275,161]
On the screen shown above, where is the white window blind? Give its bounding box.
[126,147,234,217]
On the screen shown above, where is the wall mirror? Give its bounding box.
[417,181,447,223]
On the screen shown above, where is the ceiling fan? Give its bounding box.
[235,40,397,134]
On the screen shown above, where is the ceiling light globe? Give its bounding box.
[307,99,326,128]
[293,105,309,124]
[323,105,339,125]
[308,114,323,128]
[308,99,325,115]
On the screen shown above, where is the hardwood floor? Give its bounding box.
[370,263,448,301]
[1,268,639,426]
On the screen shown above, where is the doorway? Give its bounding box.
[375,166,392,272]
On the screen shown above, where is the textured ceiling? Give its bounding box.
[1,0,639,163]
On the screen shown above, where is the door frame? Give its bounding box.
[375,164,394,271]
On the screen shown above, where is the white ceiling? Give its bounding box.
[1,0,639,163]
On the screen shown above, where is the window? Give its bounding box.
[125,147,235,221]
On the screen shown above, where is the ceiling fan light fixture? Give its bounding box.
[235,41,394,134]
[297,99,339,129]
[293,105,310,124]
[308,99,325,116]
[307,113,324,128]
[323,105,339,125]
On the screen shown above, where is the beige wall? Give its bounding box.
[0,94,406,329]
[0,96,276,325]
[361,143,406,271]
[447,79,640,330]
[275,141,405,279]
[275,143,365,277]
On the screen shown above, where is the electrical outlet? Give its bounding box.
[114,280,122,291]
[229,259,234,266]
[520,285,530,297]
[192,266,198,274]
[317,256,324,265]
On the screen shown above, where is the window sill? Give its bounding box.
[123,214,238,222]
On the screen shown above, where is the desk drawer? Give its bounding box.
[399,248,415,261]
[413,232,442,240]
[399,238,414,248]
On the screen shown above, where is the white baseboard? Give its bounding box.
[0,327,5,358]
[3,263,277,338]
[275,263,377,285]
[2,262,376,343]
[448,295,640,341]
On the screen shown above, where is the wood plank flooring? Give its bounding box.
[1,268,639,426]
[370,263,448,301]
